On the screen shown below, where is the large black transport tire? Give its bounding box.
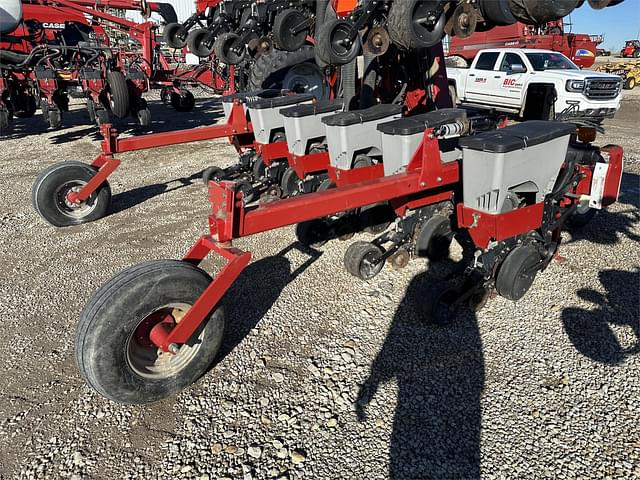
[32,161,111,227]
[248,45,318,92]
[106,71,130,118]
[75,260,225,404]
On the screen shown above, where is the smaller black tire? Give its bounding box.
[106,71,130,118]
[202,166,226,185]
[15,95,37,118]
[273,8,309,52]
[344,241,385,280]
[315,19,361,66]
[495,244,542,301]
[87,100,96,123]
[281,167,301,196]
[75,260,225,404]
[296,219,329,248]
[170,90,196,112]
[214,32,245,65]
[47,109,62,129]
[566,207,597,229]
[252,156,267,180]
[96,109,110,125]
[0,109,9,131]
[359,204,392,235]
[429,286,460,325]
[235,179,255,204]
[137,108,151,127]
[387,0,447,50]
[32,161,111,227]
[317,178,336,191]
[187,29,215,57]
[624,77,636,90]
[415,214,453,261]
[163,22,188,49]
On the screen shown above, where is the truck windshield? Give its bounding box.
[525,52,579,71]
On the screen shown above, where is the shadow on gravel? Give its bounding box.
[356,261,484,479]
[212,243,323,366]
[562,267,640,364]
[566,172,640,246]
[108,171,205,216]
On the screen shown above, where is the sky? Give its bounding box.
[569,1,640,51]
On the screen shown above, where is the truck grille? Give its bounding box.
[585,78,621,99]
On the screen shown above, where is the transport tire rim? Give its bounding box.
[55,180,96,218]
[126,303,203,380]
[283,63,326,98]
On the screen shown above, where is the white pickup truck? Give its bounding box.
[447,48,623,121]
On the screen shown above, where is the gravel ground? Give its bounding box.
[0,91,638,480]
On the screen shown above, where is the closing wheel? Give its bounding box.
[187,28,215,57]
[281,167,301,196]
[495,244,543,301]
[214,32,246,65]
[170,89,195,112]
[202,166,226,185]
[429,286,460,325]
[344,241,385,280]
[96,109,110,125]
[15,95,37,118]
[32,161,111,227]
[415,214,453,261]
[235,179,255,204]
[106,71,130,118]
[315,18,361,66]
[251,156,266,180]
[75,260,225,404]
[566,204,597,229]
[163,22,188,49]
[273,8,309,52]
[160,86,172,105]
[296,219,329,248]
[387,0,447,50]
[359,204,392,235]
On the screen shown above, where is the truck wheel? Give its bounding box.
[387,0,447,50]
[448,83,458,105]
[106,71,130,118]
[32,161,111,227]
[163,22,188,49]
[75,260,225,404]
[495,245,542,301]
[344,241,385,280]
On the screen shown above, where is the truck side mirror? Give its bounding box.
[509,64,526,74]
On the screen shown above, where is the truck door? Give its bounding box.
[492,52,527,107]
[464,51,500,103]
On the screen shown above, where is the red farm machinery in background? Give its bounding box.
[447,19,602,69]
[0,0,233,131]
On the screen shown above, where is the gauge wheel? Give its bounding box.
[75,260,224,404]
[163,22,188,49]
[32,161,111,227]
[105,71,130,118]
[344,241,385,280]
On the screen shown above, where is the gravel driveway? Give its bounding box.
[0,92,638,480]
